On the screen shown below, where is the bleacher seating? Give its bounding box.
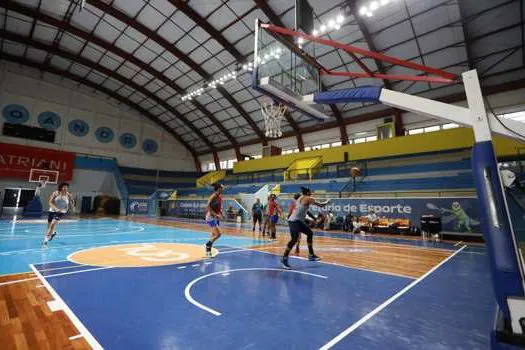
[120,167,199,196]
[176,184,265,197]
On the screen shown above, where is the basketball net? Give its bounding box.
[261,99,286,138]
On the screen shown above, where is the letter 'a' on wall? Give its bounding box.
[2,104,30,124]
[37,111,62,130]
[68,119,90,137]
[142,139,158,154]
[95,126,115,143]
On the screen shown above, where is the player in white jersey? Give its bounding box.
[43,183,74,246]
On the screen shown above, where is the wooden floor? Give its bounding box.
[0,273,90,350]
[131,217,452,278]
[0,217,458,349]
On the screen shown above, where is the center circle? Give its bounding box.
[68,243,218,267]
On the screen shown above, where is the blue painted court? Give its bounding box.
[0,217,498,349]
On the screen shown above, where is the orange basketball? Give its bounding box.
[351,167,361,177]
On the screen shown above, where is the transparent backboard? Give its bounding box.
[253,19,329,121]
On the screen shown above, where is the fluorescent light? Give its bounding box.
[370,1,378,10]
[328,19,336,28]
[336,14,344,23]
[380,0,390,4]
[320,24,327,32]
[366,12,373,17]
[359,6,368,15]
[312,29,318,36]
[297,37,304,44]
[334,24,341,30]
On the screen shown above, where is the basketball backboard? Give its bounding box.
[29,168,59,185]
[252,18,330,122]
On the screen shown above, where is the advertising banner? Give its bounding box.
[128,199,149,215]
[277,197,481,233]
[170,199,248,220]
[0,142,75,181]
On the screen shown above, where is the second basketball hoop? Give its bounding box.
[261,97,286,138]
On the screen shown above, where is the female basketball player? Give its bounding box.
[43,183,74,246]
[267,194,282,240]
[288,193,301,253]
[205,183,224,258]
[281,186,329,269]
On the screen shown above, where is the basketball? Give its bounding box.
[351,167,361,178]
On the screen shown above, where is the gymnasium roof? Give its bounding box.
[1,0,524,159]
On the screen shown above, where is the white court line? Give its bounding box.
[69,334,83,340]
[35,265,85,273]
[178,266,187,269]
[319,245,466,350]
[0,266,113,287]
[0,277,39,286]
[225,246,416,280]
[191,264,200,267]
[30,264,103,349]
[36,284,45,288]
[185,268,328,316]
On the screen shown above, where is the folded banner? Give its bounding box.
[0,142,75,181]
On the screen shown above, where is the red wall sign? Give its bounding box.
[0,143,75,181]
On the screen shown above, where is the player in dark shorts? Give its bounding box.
[281,187,329,269]
[252,198,264,235]
[43,183,74,246]
[267,194,282,240]
[204,183,224,258]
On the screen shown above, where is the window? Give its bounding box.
[366,136,377,142]
[311,145,321,150]
[220,161,227,169]
[354,137,366,144]
[226,159,236,169]
[442,123,459,129]
[502,110,525,122]
[321,143,330,149]
[304,146,311,151]
[207,162,216,171]
[408,128,424,135]
[293,149,300,153]
[253,155,262,159]
[424,125,440,133]
[331,142,342,147]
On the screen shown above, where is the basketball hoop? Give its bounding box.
[261,98,287,138]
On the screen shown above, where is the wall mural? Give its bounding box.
[3,103,159,154]
[37,111,62,130]
[142,139,158,154]
[68,119,90,137]
[2,104,30,124]
[95,126,115,143]
[119,133,137,149]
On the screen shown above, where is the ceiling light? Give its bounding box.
[380,0,390,4]
[366,12,373,17]
[359,6,368,15]
[320,24,327,32]
[336,15,344,23]
[297,37,304,44]
[328,19,336,29]
[370,1,378,11]
[334,24,341,30]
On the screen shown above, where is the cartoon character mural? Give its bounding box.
[426,202,479,232]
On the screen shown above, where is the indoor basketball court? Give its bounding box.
[1,0,525,349]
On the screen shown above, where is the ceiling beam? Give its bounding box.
[0,53,201,169]
[1,0,238,153]
[0,29,217,152]
[346,1,392,89]
[253,0,348,145]
[85,0,266,144]
[168,0,243,61]
[200,72,525,155]
[457,0,475,70]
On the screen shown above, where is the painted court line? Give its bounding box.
[185,268,328,316]
[0,266,113,287]
[230,246,416,280]
[69,334,83,340]
[30,264,103,350]
[319,245,466,350]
